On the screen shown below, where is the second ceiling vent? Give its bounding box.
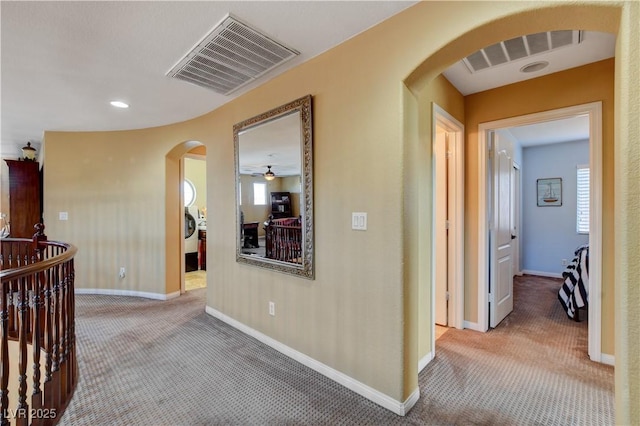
[167,15,299,95]
[463,30,583,73]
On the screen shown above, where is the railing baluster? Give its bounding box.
[31,271,43,426]
[67,260,76,401]
[58,269,67,404]
[16,277,28,426]
[7,286,15,340]
[50,265,60,411]
[1,284,9,426]
[43,266,53,415]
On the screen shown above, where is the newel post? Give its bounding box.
[32,224,47,261]
[32,224,47,245]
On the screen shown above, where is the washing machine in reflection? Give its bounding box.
[185,206,199,272]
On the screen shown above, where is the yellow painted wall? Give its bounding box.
[188,145,206,156]
[185,156,206,214]
[40,1,638,418]
[464,59,616,354]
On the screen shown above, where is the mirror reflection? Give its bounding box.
[234,95,313,279]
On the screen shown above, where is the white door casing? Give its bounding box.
[429,103,464,367]
[489,131,515,327]
[434,128,448,326]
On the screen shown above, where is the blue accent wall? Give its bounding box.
[522,140,589,274]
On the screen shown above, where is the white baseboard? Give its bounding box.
[75,288,180,301]
[205,305,419,416]
[402,388,420,416]
[418,351,434,373]
[521,270,562,279]
[463,321,483,332]
[600,353,615,366]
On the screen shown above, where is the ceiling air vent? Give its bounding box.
[167,15,300,95]
[462,30,583,73]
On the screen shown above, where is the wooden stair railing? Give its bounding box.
[0,224,77,426]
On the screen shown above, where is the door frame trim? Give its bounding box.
[431,103,465,345]
[512,162,522,276]
[477,102,603,362]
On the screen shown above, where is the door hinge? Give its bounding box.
[445,220,450,230]
[488,293,494,303]
[446,151,452,159]
[446,291,450,301]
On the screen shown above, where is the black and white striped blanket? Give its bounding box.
[558,244,589,320]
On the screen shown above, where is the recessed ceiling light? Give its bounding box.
[520,61,549,73]
[110,101,129,108]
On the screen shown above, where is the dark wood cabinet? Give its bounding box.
[242,222,259,248]
[5,160,42,238]
[270,192,292,219]
[199,230,207,271]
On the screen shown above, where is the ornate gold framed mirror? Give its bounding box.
[233,95,314,279]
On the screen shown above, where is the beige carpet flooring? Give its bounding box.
[435,325,449,340]
[59,275,613,425]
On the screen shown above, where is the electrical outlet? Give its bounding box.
[268,301,275,316]
[119,267,126,279]
[561,259,568,266]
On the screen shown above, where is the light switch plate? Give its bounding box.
[352,212,367,230]
[59,211,68,221]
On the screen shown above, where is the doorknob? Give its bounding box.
[511,234,516,240]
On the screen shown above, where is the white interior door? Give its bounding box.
[490,131,514,327]
[435,128,448,326]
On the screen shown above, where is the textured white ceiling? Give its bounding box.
[1,2,614,159]
[507,115,590,148]
[1,1,417,158]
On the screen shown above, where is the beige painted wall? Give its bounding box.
[39,1,638,418]
[464,59,616,354]
[614,3,640,423]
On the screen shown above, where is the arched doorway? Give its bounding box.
[183,148,207,293]
[404,3,622,372]
[165,140,206,296]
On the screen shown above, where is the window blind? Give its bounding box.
[577,166,590,234]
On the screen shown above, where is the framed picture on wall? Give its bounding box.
[537,177,562,207]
